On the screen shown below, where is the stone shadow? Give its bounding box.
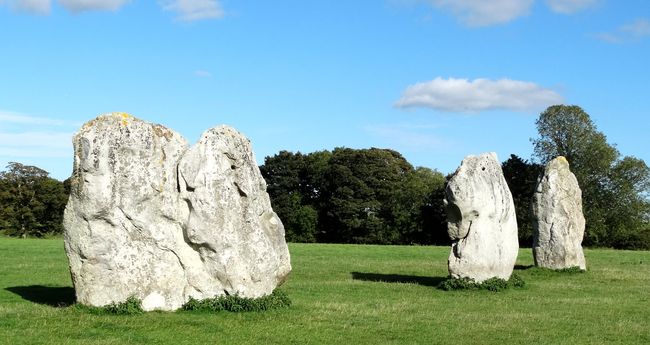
[350,272,446,287]
[6,285,75,308]
[514,264,534,271]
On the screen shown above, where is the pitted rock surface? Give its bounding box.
[532,156,586,270]
[63,113,291,311]
[444,152,519,282]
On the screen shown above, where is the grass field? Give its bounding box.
[1,237,649,344]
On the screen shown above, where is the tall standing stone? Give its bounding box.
[532,156,586,270]
[63,113,291,311]
[444,152,519,282]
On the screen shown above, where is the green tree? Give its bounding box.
[319,148,415,244]
[0,162,69,237]
[260,147,447,244]
[532,105,650,248]
[605,157,650,249]
[393,167,447,245]
[502,154,543,247]
[260,150,332,242]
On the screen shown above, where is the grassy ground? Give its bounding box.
[0,238,649,345]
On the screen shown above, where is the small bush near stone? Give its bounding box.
[76,296,144,315]
[528,266,585,276]
[438,274,526,292]
[181,289,291,312]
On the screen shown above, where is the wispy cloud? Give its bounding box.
[4,0,51,14]
[0,132,72,149]
[621,18,650,37]
[364,123,449,151]
[0,111,75,159]
[193,69,213,78]
[58,0,130,12]
[423,0,533,27]
[546,0,599,14]
[395,77,563,113]
[0,111,73,126]
[595,18,650,43]
[161,0,224,22]
[397,0,600,27]
[1,0,225,21]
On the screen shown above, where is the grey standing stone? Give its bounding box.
[63,113,291,311]
[444,152,519,282]
[532,156,586,270]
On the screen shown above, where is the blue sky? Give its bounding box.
[1,0,649,180]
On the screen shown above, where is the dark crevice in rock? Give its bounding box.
[234,182,248,198]
[176,165,182,193]
[179,171,196,192]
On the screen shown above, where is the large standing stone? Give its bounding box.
[444,152,519,282]
[532,156,586,270]
[63,113,291,311]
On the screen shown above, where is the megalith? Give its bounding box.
[532,156,586,270]
[63,113,291,311]
[444,152,519,282]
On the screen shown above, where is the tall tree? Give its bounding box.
[260,148,447,245]
[532,105,650,248]
[502,154,543,247]
[394,167,447,245]
[0,162,68,237]
[320,148,414,244]
[260,150,333,242]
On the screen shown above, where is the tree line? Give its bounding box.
[1,105,648,248]
[261,105,649,248]
[0,162,69,238]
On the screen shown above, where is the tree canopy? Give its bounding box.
[502,154,543,247]
[0,162,69,237]
[532,105,650,248]
[260,148,448,245]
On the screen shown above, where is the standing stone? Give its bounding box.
[63,113,291,311]
[532,156,586,270]
[444,152,519,282]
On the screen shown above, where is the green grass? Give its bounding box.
[1,238,649,344]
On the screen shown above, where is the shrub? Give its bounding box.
[528,266,585,276]
[181,289,291,312]
[438,274,526,292]
[77,296,144,315]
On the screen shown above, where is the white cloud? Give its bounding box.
[193,69,213,78]
[57,0,129,12]
[0,131,73,158]
[0,132,72,149]
[161,0,224,21]
[5,0,51,14]
[395,77,563,113]
[0,111,70,126]
[546,0,598,14]
[426,0,533,26]
[0,147,71,158]
[0,111,76,159]
[621,18,650,37]
[596,18,650,43]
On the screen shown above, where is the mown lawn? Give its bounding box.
[0,237,649,344]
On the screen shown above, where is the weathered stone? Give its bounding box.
[63,113,291,311]
[532,156,586,270]
[444,152,519,282]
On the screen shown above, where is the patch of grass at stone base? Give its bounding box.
[74,290,291,315]
[75,296,145,315]
[527,266,585,277]
[438,274,526,292]
[182,289,291,312]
